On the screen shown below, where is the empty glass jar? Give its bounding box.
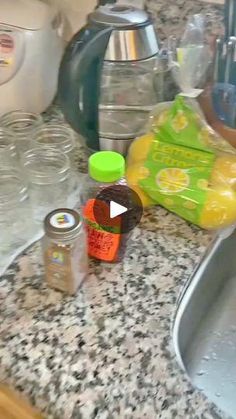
[0,167,32,255]
[33,124,76,168]
[22,147,71,222]
[0,128,17,166]
[0,111,43,155]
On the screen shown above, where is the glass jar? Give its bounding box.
[0,111,43,155]
[0,128,18,166]
[22,147,71,222]
[43,208,88,295]
[81,151,130,263]
[33,124,76,168]
[0,168,32,255]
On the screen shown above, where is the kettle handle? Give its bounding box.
[58,25,112,151]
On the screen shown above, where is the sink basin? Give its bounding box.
[173,229,236,419]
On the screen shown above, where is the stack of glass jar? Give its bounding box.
[0,111,77,253]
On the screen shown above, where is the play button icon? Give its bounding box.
[92,185,143,234]
[110,201,128,219]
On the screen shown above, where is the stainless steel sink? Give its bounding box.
[173,228,236,419]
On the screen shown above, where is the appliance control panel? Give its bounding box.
[0,26,25,85]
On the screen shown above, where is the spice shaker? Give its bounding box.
[43,209,88,295]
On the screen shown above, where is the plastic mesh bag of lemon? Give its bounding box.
[126,14,236,231]
[126,95,236,230]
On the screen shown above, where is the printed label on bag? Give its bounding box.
[83,199,121,262]
[140,139,215,224]
[139,95,217,224]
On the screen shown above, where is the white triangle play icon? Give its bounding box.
[110,201,128,219]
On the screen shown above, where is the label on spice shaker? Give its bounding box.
[45,244,72,293]
[83,199,121,262]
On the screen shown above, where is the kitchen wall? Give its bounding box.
[49,0,97,38]
[51,0,224,40]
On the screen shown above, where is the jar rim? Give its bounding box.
[0,111,43,137]
[33,124,76,154]
[22,147,70,183]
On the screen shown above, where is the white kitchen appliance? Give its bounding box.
[0,0,64,116]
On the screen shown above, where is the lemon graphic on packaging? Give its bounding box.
[172,111,188,132]
[126,163,154,207]
[197,179,209,190]
[153,110,169,128]
[156,168,189,193]
[183,200,197,210]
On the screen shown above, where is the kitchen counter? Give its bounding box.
[0,109,223,418]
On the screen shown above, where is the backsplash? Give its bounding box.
[50,0,224,40]
[146,0,224,40]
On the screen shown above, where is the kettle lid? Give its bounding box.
[89,4,151,28]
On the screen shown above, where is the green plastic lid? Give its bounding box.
[89,151,125,183]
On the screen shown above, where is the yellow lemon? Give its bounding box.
[156,168,189,194]
[199,128,235,153]
[200,187,236,229]
[211,155,236,187]
[128,132,154,165]
[126,163,155,207]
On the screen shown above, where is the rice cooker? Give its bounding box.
[0,0,64,116]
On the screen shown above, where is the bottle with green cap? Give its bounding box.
[81,151,128,263]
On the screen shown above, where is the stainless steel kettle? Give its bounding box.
[58,4,160,154]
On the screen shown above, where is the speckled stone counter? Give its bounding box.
[146,0,224,40]
[0,132,224,419]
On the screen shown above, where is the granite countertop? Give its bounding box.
[0,103,226,419]
[0,117,223,418]
[0,1,228,417]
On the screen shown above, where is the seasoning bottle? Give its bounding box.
[42,208,88,295]
[81,151,129,263]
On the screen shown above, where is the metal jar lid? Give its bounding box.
[44,208,82,241]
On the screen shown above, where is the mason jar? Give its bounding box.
[33,124,76,168]
[0,128,18,166]
[0,167,32,255]
[0,111,43,155]
[22,147,71,222]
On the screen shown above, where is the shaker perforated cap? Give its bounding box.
[89,4,150,28]
[44,208,82,241]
